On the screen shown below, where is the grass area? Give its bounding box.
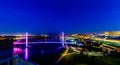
[58,54,120,65]
[68,47,75,53]
[95,56,120,65]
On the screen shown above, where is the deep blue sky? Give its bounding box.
[0,0,120,34]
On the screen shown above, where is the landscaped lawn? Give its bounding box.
[58,53,120,65]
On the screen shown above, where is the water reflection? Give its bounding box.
[41,50,44,54]
[13,47,23,55]
[13,47,29,60]
[25,48,28,60]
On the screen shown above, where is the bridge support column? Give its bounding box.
[62,32,65,47]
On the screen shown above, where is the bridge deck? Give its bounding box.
[14,42,68,44]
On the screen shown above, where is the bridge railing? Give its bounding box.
[0,55,39,65]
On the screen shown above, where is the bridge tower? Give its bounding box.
[62,32,65,47]
[25,32,28,47]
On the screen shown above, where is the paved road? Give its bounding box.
[70,47,80,53]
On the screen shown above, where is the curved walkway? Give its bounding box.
[55,45,69,65]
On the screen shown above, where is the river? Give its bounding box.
[0,43,64,65]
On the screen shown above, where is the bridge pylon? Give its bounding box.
[62,32,65,47]
[25,32,28,47]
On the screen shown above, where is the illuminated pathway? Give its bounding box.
[55,45,69,65]
[71,47,80,53]
[55,45,81,65]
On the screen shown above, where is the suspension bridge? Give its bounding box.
[14,32,66,48]
[0,32,67,65]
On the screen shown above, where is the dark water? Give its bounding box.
[0,43,64,65]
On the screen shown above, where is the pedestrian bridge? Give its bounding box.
[14,41,68,44]
[14,32,65,47]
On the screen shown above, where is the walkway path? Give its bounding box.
[55,45,69,65]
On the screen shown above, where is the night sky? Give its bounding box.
[0,0,120,34]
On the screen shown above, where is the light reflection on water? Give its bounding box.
[13,47,28,60]
[11,43,63,65]
[13,47,23,55]
[13,47,29,60]
[12,46,62,56]
[25,48,28,60]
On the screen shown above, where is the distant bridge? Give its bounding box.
[14,32,65,47]
[14,42,68,44]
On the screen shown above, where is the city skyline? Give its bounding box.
[0,0,120,34]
